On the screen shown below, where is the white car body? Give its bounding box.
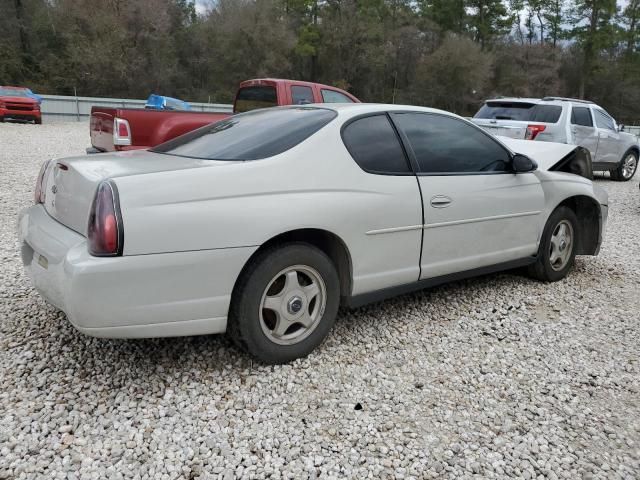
[19,104,609,340]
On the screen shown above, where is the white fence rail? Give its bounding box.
[40,94,233,122]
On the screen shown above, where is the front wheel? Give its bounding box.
[228,243,340,364]
[610,151,638,181]
[528,206,578,282]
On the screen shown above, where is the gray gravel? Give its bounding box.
[1,121,639,479]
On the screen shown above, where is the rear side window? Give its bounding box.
[571,107,593,127]
[321,89,354,103]
[474,102,535,121]
[342,115,410,174]
[529,105,562,123]
[152,107,336,160]
[235,86,277,113]
[291,86,314,105]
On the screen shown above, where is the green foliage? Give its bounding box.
[1,0,640,121]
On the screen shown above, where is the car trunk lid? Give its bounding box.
[472,119,529,139]
[41,150,224,236]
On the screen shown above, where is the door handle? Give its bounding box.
[430,195,452,208]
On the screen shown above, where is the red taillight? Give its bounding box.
[34,160,50,204]
[113,117,131,146]
[88,181,123,256]
[0,100,5,109]
[525,124,546,140]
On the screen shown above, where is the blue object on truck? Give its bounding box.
[144,94,191,111]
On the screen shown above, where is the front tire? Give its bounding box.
[528,206,578,282]
[610,151,638,181]
[228,243,340,364]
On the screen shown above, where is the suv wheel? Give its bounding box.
[611,151,638,181]
[528,206,578,282]
[228,243,340,364]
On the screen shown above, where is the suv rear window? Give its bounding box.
[152,107,336,161]
[474,102,562,123]
[235,86,277,113]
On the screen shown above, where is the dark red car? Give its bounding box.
[0,86,42,124]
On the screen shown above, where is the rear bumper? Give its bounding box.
[18,205,257,338]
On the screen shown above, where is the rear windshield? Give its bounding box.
[474,102,562,123]
[0,88,29,97]
[235,86,277,113]
[151,107,337,160]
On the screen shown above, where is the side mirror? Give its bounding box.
[618,124,625,132]
[512,153,538,173]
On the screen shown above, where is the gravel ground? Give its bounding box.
[1,121,639,480]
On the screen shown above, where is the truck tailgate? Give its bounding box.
[90,107,230,152]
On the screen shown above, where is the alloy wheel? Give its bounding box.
[259,265,327,345]
[549,220,574,272]
[622,154,638,180]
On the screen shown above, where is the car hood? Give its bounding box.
[497,137,577,171]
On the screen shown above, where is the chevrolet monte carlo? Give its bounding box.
[19,104,609,363]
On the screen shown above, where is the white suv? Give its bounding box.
[472,97,639,181]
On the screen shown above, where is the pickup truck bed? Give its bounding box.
[90,108,229,152]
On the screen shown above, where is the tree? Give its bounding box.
[418,0,466,35]
[467,0,512,49]
[569,0,618,98]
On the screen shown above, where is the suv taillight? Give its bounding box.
[0,100,5,109]
[88,181,123,256]
[113,117,132,146]
[525,124,546,140]
[34,160,51,204]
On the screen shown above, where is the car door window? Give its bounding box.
[321,89,354,103]
[594,109,616,131]
[393,113,511,173]
[342,114,411,174]
[571,107,593,127]
[291,86,315,105]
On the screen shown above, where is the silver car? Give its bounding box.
[472,97,639,181]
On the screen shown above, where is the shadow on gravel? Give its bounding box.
[6,258,594,389]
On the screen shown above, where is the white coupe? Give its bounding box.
[19,104,608,363]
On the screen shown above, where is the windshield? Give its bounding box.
[0,88,29,97]
[152,107,337,160]
[475,102,562,123]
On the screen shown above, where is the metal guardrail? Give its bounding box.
[40,94,233,122]
[624,125,640,138]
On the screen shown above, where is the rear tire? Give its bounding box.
[35,118,42,125]
[610,150,638,181]
[228,243,340,364]
[528,206,578,282]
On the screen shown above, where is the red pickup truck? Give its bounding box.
[89,78,359,152]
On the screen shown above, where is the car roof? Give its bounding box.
[484,96,600,108]
[278,103,462,119]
